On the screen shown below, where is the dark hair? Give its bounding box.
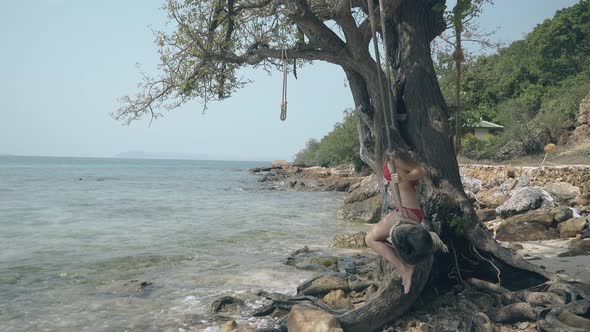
[390,223,433,265]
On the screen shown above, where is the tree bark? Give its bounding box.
[332,0,559,330]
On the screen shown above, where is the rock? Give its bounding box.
[310,256,340,268]
[496,222,559,242]
[211,296,244,313]
[544,182,581,203]
[343,175,380,204]
[497,140,526,159]
[476,208,497,222]
[558,217,588,238]
[568,238,590,251]
[223,320,238,332]
[322,289,353,310]
[271,307,290,319]
[330,232,367,249]
[507,242,524,251]
[498,210,555,229]
[297,275,350,296]
[496,187,545,218]
[286,304,343,332]
[553,207,574,223]
[271,160,289,167]
[477,188,510,207]
[336,195,382,223]
[461,173,483,194]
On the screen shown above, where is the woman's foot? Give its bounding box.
[400,264,415,294]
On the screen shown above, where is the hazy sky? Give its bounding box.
[0,0,581,161]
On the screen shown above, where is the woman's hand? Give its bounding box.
[390,172,402,184]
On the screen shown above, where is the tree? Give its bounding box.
[117,1,584,330]
[433,0,497,152]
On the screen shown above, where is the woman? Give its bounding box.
[365,153,427,294]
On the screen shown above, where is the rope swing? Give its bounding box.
[280,49,288,121]
[366,0,406,216]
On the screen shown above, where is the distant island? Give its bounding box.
[114,151,213,160]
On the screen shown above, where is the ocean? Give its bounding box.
[0,156,364,331]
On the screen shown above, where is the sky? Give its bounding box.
[0,0,581,161]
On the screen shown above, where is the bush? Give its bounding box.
[293,110,363,169]
[462,134,499,160]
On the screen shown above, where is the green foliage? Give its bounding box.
[449,214,466,237]
[294,110,362,169]
[436,1,590,159]
[462,134,499,159]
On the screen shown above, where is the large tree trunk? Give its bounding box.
[335,0,561,330]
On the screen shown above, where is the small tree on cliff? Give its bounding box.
[117,1,584,330]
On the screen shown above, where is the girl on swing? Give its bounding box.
[365,152,427,294]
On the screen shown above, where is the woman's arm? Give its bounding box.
[392,158,426,182]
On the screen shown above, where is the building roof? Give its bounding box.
[465,119,504,129]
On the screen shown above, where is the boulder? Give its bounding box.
[461,173,483,194]
[498,210,555,229]
[297,275,350,296]
[544,182,581,203]
[558,217,588,238]
[553,207,574,223]
[322,289,353,310]
[286,304,343,332]
[344,175,380,204]
[337,195,382,223]
[496,222,559,242]
[476,187,510,207]
[568,238,590,252]
[496,187,546,218]
[330,232,367,249]
[497,140,526,160]
[476,208,497,222]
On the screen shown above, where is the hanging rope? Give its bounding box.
[367,0,406,217]
[280,49,288,121]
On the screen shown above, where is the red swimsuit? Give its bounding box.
[384,163,423,223]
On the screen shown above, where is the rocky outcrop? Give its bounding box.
[336,195,382,223]
[330,232,367,249]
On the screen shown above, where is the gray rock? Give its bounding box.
[544,182,581,203]
[496,187,545,218]
[553,207,574,223]
[496,222,559,242]
[461,173,482,194]
[343,175,380,204]
[330,232,367,249]
[337,195,382,223]
[497,140,526,159]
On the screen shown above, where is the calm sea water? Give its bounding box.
[0,156,364,331]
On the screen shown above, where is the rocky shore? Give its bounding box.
[219,161,590,332]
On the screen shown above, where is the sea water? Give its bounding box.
[0,156,364,331]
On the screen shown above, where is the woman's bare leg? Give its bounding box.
[365,212,415,294]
